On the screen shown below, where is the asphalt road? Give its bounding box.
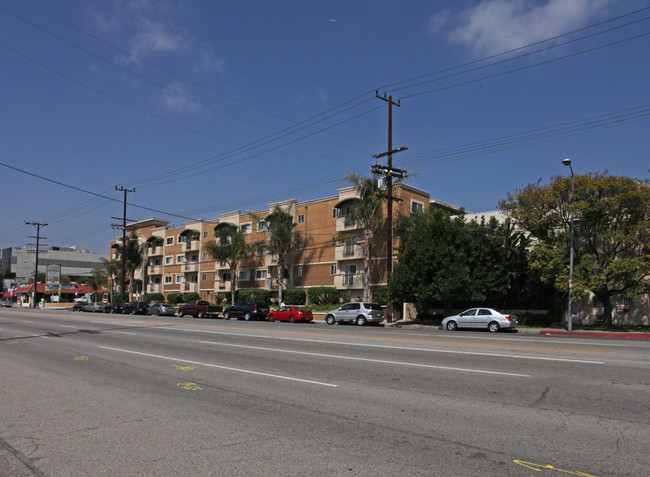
[1,307,648,476]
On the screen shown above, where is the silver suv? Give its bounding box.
[324,302,385,326]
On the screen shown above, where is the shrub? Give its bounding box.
[237,289,271,302]
[308,286,339,305]
[284,289,306,305]
[167,292,184,305]
[372,285,389,305]
[145,293,164,304]
[112,292,126,305]
[517,312,555,327]
[183,292,200,302]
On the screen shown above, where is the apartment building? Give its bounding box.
[111,183,458,304]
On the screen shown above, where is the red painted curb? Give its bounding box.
[540,330,650,339]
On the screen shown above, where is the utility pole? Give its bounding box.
[373,91,407,323]
[26,221,47,308]
[112,186,135,301]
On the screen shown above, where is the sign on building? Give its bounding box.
[46,264,61,287]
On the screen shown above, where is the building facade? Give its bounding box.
[111,184,448,304]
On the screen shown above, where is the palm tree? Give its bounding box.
[113,233,143,302]
[101,257,121,301]
[204,224,252,306]
[340,173,385,301]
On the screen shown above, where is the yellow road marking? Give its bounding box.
[73,356,89,360]
[514,460,598,476]
[177,382,202,391]
[172,364,198,371]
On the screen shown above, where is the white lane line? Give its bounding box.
[200,341,530,377]
[60,325,76,328]
[23,320,34,323]
[113,331,136,335]
[99,345,338,387]
[161,327,604,364]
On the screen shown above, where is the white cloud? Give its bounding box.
[432,0,615,56]
[128,18,188,57]
[194,51,226,75]
[160,82,200,113]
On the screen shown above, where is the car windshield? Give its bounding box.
[365,303,383,310]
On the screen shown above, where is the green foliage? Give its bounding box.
[183,292,200,302]
[236,289,271,302]
[284,288,306,305]
[372,285,389,305]
[146,293,164,303]
[307,286,339,305]
[112,292,126,304]
[501,172,650,327]
[204,224,252,305]
[167,292,184,305]
[390,208,532,312]
[516,313,556,327]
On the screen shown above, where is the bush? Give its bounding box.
[145,293,164,304]
[183,292,200,303]
[237,289,272,302]
[284,289,306,305]
[307,286,339,305]
[167,292,184,305]
[517,312,555,327]
[112,292,126,305]
[372,285,389,305]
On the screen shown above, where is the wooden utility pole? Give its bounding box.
[26,221,47,308]
[113,186,135,300]
[373,91,407,323]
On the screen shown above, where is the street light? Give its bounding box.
[562,158,575,331]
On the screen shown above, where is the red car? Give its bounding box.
[267,306,313,323]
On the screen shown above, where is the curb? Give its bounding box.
[540,330,650,339]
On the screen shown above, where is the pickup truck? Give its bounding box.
[177,300,223,318]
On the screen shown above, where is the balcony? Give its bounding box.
[183,262,199,273]
[336,216,360,233]
[185,241,200,252]
[147,245,164,257]
[147,265,162,275]
[333,273,363,289]
[183,282,199,292]
[335,243,363,261]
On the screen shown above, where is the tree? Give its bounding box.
[338,173,385,301]
[87,267,108,297]
[100,258,121,301]
[112,233,143,301]
[204,224,252,306]
[263,205,305,304]
[389,207,530,313]
[500,173,650,327]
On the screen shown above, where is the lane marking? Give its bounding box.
[113,331,136,335]
[177,382,202,391]
[514,460,598,476]
[99,345,338,387]
[60,325,76,328]
[200,341,531,377]
[162,328,604,365]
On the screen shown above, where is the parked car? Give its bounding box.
[267,306,313,323]
[223,301,270,321]
[103,303,124,314]
[147,302,176,316]
[177,300,222,318]
[71,302,85,312]
[82,302,102,312]
[441,308,518,333]
[123,301,149,315]
[325,302,385,326]
[0,300,12,307]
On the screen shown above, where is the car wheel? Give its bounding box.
[268,314,275,322]
[446,320,458,331]
[146,310,151,316]
[178,310,184,318]
[224,312,230,320]
[356,315,367,326]
[488,321,500,333]
[244,312,251,321]
[198,311,204,319]
[289,316,295,323]
[156,311,161,316]
[325,315,336,325]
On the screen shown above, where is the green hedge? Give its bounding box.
[183,292,200,302]
[112,292,127,304]
[284,289,306,305]
[237,289,272,302]
[145,293,164,303]
[372,285,388,305]
[167,292,184,305]
[307,286,339,305]
[517,312,556,327]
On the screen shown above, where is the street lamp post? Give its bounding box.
[562,158,575,331]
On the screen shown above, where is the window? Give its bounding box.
[190,254,198,262]
[203,252,208,260]
[257,221,268,232]
[343,264,356,285]
[154,258,162,266]
[176,275,184,283]
[189,274,198,283]
[153,277,161,284]
[166,237,174,245]
[295,266,303,277]
[256,269,267,280]
[332,208,340,218]
[222,272,231,282]
[213,273,219,281]
[411,200,424,214]
[259,246,268,255]
[178,235,186,243]
[297,214,305,224]
[330,265,337,275]
[238,269,250,281]
[343,240,355,256]
[165,256,173,265]
[176,255,185,264]
[203,231,208,239]
[202,273,207,281]
[241,223,252,234]
[164,276,172,284]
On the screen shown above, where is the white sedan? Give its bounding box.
[441,308,518,332]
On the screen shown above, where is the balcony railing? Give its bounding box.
[183,263,199,273]
[185,241,200,251]
[334,273,363,289]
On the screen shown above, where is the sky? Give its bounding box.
[1,0,648,254]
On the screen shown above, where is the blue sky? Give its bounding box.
[1,0,648,254]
